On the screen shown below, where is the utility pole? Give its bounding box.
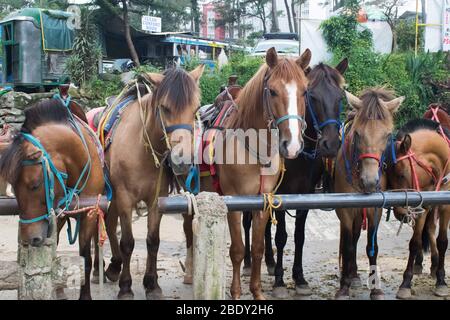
[298,1,302,55]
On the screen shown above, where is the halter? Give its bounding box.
[262,73,307,132]
[302,89,344,159]
[396,149,438,191]
[19,95,92,244]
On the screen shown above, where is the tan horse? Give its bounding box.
[200,48,311,300]
[103,66,204,299]
[388,119,450,299]
[334,88,404,300]
[0,99,105,299]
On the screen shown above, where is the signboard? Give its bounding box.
[444,0,450,51]
[141,16,161,33]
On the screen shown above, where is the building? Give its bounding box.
[201,2,225,40]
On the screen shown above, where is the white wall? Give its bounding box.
[424,0,446,52]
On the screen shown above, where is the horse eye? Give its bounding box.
[269,89,277,97]
[29,180,41,191]
[161,105,171,114]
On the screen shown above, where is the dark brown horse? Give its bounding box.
[0,99,105,300]
[102,66,205,299]
[200,48,312,299]
[333,88,404,300]
[388,119,450,299]
[242,59,349,298]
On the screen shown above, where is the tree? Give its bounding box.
[284,0,293,32]
[243,0,270,34]
[190,0,200,34]
[367,0,405,52]
[270,0,279,32]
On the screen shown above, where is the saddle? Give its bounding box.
[200,75,241,129]
[198,76,242,194]
[423,103,450,131]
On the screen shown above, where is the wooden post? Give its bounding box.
[192,192,228,300]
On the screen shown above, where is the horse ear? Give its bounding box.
[345,90,363,110]
[146,73,164,87]
[399,134,412,154]
[190,64,205,83]
[296,48,312,71]
[335,57,349,75]
[379,96,405,114]
[266,47,278,68]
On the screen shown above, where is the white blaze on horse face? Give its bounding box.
[285,82,301,157]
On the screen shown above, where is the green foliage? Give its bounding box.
[396,20,423,52]
[65,9,101,87]
[320,15,372,57]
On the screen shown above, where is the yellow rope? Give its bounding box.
[262,160,286,225]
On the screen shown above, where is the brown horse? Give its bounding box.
[334,88,404,300]
[388,119,450,299]
[102,66,204,299]
[242,59,349,298]
[200,48,311,299]
[0,99,105,300]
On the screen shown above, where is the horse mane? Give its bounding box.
[233,58,307,130]
[150,67,200,113]
[397,118,450,140]
[308,63,344,89]
[351,87,395,129]
[0,99,70,184]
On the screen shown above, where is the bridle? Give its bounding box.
[302,89,345,159]
[18,98,92,244]
[262,72,307,132]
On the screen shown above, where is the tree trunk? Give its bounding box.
[191,0,200,35]
[270,0,280,32]
[291,0,298,33]
[121,0,140,67]
[262,6,267,34]
[284,0,293,33]
[421,0,426,23]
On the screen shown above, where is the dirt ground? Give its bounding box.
[0,208,448,300]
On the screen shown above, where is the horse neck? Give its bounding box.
[145,93,170,152]
[231,73,268,131]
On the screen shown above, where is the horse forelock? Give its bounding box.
[352,88,395,132]
[308,63,344,89]
[152,67,200,113]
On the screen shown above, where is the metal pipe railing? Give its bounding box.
[158,191,450,213]
[0,196,109,216]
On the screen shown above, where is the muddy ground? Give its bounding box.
[0,208,448,300]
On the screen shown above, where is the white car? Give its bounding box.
[251,39,299,57]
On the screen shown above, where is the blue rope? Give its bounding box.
[185,165,200,195]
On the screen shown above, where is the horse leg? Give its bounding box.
[293,209,311,296]
[396,214,427,299]
[350,212,363,288]
[143,205,163,300]
[229,210,245,299]
[115,195,135,300]
[426,211,439,278]
[434,208,449,297]
[105,201,122,282]
[265,219,275,276]
[182,213,193,284]
[366,208,384,300]
[92,230,106,284]
[272,210,289,298]
[242,211,252,276]
[250,210,270,300]
[335,219,353,299]
[78,215,97,300]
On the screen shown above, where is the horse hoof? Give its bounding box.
[146,288,164,300]
[254,294,266,300]
[335,288,350,300]
[434,285,448,297]
[413,265,423,275]
[118,290,134,300]
[295,284,312,296]
[272,286,289,299]
[183,275,193,285]
[243,267,252,277]
[370,289,385,300]
[56,289,68,300]
[350,277,362,288]
[105,267,121,283]
[267,265,275,276]
[396,288,412,300]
